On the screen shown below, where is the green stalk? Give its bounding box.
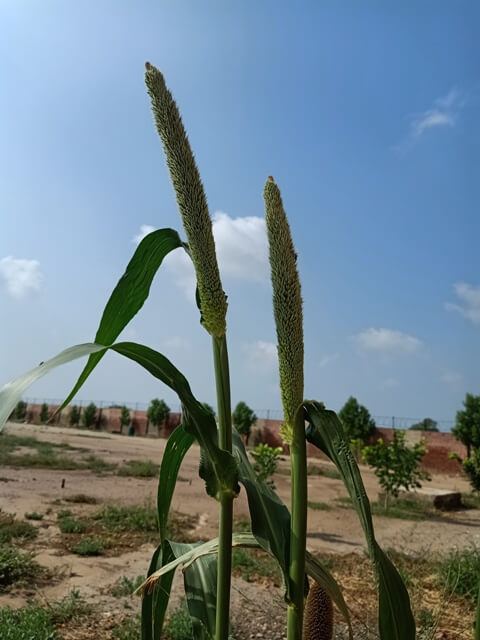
[212,334,233,640]
[287,409,308,639]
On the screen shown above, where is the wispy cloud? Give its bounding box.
[245,340,278,373]
[396,88,466,152]
[445,282,480,326]
[132,224,157,245]
[318,352,339,368]
[353,328,422,356]
[132,211,268,301]
[0,256,43,298]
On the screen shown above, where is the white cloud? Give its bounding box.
[318,353,339,368]
[132,224,157,245]
[382,377,399,389]
[410,88,464,138]
[445,282,480,326]
[132,212,268,301]
[213,212,268,281]
[0,256,43,298]
[441,370,463,388]
[353,328,422,356]
[245,340,278,373]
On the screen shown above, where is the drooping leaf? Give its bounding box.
[60,228,186,410]
[304,401,415,640]
[170,541,218,640]
[157,424,194,543]
[232,430,291,590]
[141,544,176,640]
[0,343,106,433]
[110,342,238,499]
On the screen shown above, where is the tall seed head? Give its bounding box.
[264,177,304,429]
[145,62,227,337]
[302,581,334,640]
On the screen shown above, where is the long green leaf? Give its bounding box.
[110,342,238,499]
[60,228,185,410]
[170,541,218,640]
[0,343,106,433]
[157,424,194,542]
[232,431,290,588]
[304,401,415,640]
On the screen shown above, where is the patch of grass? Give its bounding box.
[336,496,353,508]
[112,615,141,640]
[438,546,480,603]
[0,451,79,470]
[117,460,159,477]
[111,575,144,598]
[0,513,37,544]
[57,509,73,519]
[165,605,192,640]
[24,512,43,520]
[83,454,117,474]
[72,537,104,556]
[370,497,433,521]
[0,546,39,589]
[47,588,91,623]
[58,517,87,534]
[0,605,55,640]
[233,518,251,533]
[307,501,331,511]
[232,548,281,584]
[65,494,98,504]
[306,464,341,479]
[94,504,158,533]
[462,492,480,509]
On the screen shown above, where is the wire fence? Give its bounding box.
[22,397,455,431]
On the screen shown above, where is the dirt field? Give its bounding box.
[1,422,478,639]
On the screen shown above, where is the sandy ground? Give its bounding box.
[0,422,478,638]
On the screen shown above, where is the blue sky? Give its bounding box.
[1,2,478,427]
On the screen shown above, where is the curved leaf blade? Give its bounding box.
[111,342,238,498]
[60,228,186,410]
[304,401,415,640]
[0,343,106,433]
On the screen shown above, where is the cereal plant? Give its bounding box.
[0,63,419,640]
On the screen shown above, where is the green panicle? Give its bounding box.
[144,62,227,337]
[264,176,304,430]
[302,581,334,640]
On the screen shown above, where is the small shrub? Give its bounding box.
[165,605,193,640]
[84,454,116,474]
[69,405,81,427]
[47,588,91,623]
[25,512,43,521]
[111,575,145,598]
[0,514,37,544]
[0,605,55,640]
[65,494,97,504]
[0,546,39,589]
[251,443,283,488]
[112,615,141,640]
[72,538,104,556]
[95,504,158,533]
[12,400,27,422]
[120,406,131,429]
[461,448,480,493]
[40,403,49,424]
[117,460,159,478]
[57,509,73,519]
[438,546,480,603]
[81,402,97,428]
[58,517,87,534]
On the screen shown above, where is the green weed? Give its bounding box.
[117,460,159,477]
[0,514,37,544]
[0,605,55,640]
[111,575,144,598]
[232,548,281,584]
[94,504,158,533]
[0,546,39,589]
[112,615,141,640]
[72,538,104,556]
[165,605,193,639]
[24,512,43,521]
[438,546,480,603]
[65,494,98,504]
[58,517,87,534]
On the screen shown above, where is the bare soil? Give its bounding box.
[1,422,478,639]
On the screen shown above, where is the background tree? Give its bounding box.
[452,393,480,457]
[147,398,170,430]
[82,402,97,428]
[362,431,431,508]
[232,401,257,445]
[202,402,216,418]
[409,417,438,432]
[13,400,27,422]
[69,406,81,427]
[39,403,49,424]
[338,396,376,442]
[120,405,131,429]
[462,449,480,494]
[252,443,283,489]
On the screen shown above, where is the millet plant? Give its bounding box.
[0,63,419,640]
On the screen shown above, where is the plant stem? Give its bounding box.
[287,409,308,640]
[212,335,233,640]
